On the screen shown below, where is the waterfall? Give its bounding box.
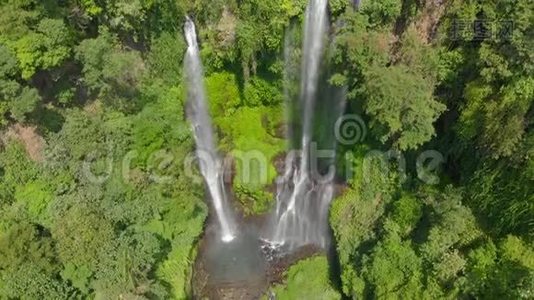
[299,0,329,176]
[184,17,235,243]
[269,0,339,250]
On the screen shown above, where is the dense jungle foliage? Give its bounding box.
[0,0,532,299]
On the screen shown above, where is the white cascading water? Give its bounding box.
[184,17,235,242]
[269,0,332,249]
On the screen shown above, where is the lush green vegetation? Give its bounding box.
[267,256,341,299]
[0,0,532,299]
[328,0,534,298]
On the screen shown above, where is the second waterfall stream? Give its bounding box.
[268,0,344,249]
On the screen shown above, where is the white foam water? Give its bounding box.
[269,0,334,250]
[184,17,235,243]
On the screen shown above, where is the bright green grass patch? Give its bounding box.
[267,256,341,300]
[14,180,53,221]
[218,106,284,214]
[205,72,285,214]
